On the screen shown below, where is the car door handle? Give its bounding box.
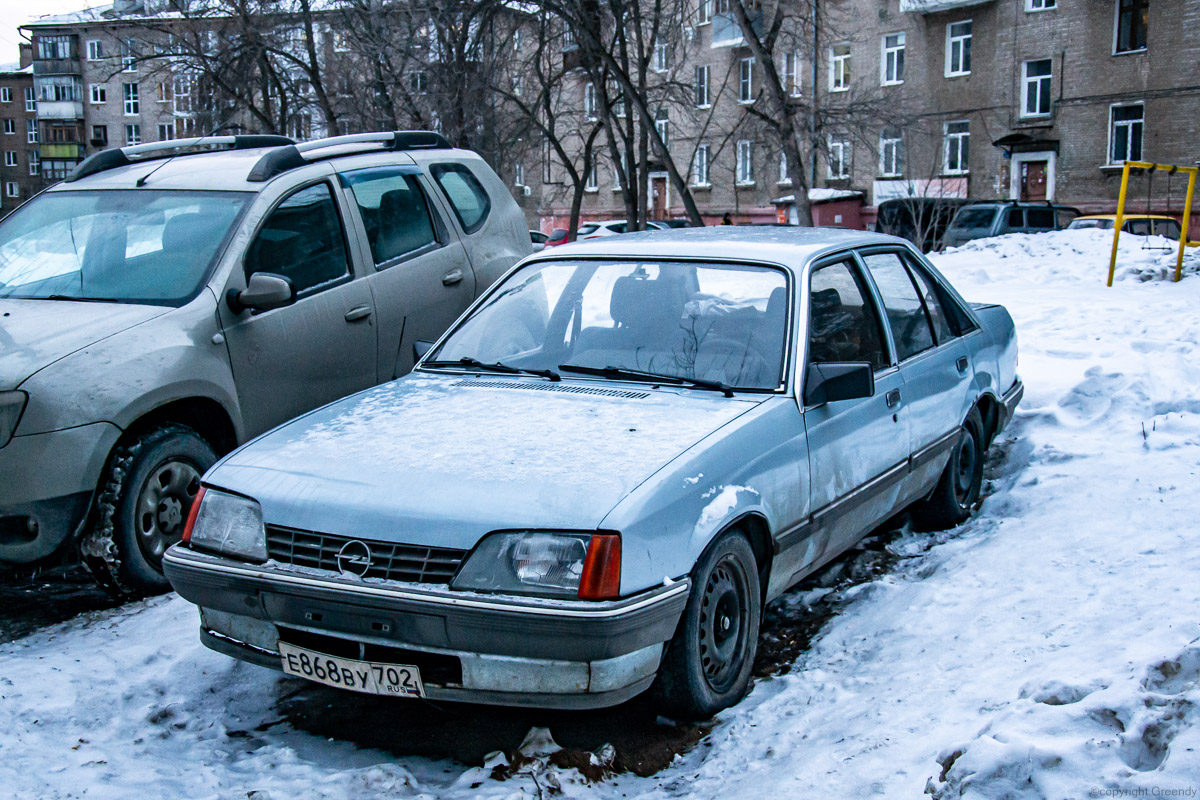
[344,305,372,322]
[956,356,969,373]
[442,269,464,286]
[886,388,902,408]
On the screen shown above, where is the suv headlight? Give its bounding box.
[452,531,621,600]
[0,391,27,448]
[182,487,267,563]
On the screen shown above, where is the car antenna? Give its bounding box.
[135,121,229,188]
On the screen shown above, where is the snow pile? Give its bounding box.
[2,227,1200,798]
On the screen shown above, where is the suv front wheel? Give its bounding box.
[82,424,215,597]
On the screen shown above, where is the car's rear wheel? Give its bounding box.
[912,407,985,531]
[652,531,761,721]
[82,424,215,598]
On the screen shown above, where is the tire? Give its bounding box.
[81,424,216,598]
[652,531,762,721]
[911,407,985,532]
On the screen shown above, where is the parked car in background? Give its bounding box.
[942,202,1080,249]
[874,197,971,253]
[1067,214,1195,244]
[577,220,667,239]
[0,131,530,596]
[543,228,570,247]
[166,227,1021,720]
[529,230,549,251]
[652,219,695,229]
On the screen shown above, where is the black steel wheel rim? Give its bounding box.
[135,458,202,566]
[953,428,978,505]
[698,554,751,694]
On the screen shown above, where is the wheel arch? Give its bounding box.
[118,396,239,457]
[709,511,774,605]
[974,391,1000,448]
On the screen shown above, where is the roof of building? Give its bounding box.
[0,63,32,75]
[22,4,116,27]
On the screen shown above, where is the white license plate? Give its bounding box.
[279,642,425,698]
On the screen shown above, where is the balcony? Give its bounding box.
[711,9,761,48]
[899,0,993,12]
[37,100,83,120]
[40,143,85,160]
[32,57,81,76]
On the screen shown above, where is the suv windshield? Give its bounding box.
[0,190,250,305]
[427,259,789,391]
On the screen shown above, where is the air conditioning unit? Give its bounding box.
[522,185,532,196]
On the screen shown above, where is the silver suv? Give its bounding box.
[0,131,530,595]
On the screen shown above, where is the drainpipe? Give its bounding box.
[810,0,819,188]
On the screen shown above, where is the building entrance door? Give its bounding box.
[1020,161,1048,201]
[651,176,667,219]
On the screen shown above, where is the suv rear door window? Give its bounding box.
[341,167,438,266]
[245,182,350,295]
[430,163,491,234]
[808,261,888,371]
[1006,208,1024,229]
[1026,208,1055,229]
[861,252,935,361]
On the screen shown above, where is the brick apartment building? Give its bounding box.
[0,45,45,217]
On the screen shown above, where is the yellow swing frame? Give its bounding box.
[1106,160,1197,286]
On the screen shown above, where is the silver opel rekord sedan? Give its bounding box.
[166,227,1022,719]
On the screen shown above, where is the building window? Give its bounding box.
[2,120,13,135]
[86,40,104,60]
[410,71,427,94]
[6,182,17,198]
[1027,0,1056,10]
[1021,59,1052,117]
[121,39,137,72]
[92,124,108,145]
[24,86,34,112]
[0,87,10,104]
[945,21,972,76]
[779,150,790,185]
[512,74,523,96]
[736,139,753,184]
[739,57,754,102]
[698,0,713,24]
[1115,0,1148,53]
[943,121,970,174]
[4,151,16,167]
[655,108,669,149]
[514,162,524,187]
[36,35,73,60]
[692,144,710,186]
[156,82,171,103]
[584,82,597,119]
[880,128,903,177]
[830,44,851,91]
[585,162,598,191]
[1109,104,1143,163]
[829,137,849,179]
[611,81,625,118]
[783,49,802,96]
[653,42,671,72]
[123,82,139,115]
[26,119,37,144]
[157,123,174,141]
[29,152,39,175]
[38,77,81,103]
[90,84,106,104]
[543,139,553,183]
[125,123,141,145]
[695,65,710,107]
[882,33,905,85]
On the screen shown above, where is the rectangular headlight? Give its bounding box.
[185,488,267,563]
[451,531,620,599]
[0,391,27,448]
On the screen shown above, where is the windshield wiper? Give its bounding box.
[558,364,734,397]
[46,295,121,303]
[422,356,560,381]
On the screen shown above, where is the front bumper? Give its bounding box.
[164,545,690,709]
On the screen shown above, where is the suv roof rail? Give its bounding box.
[247,130,453,183]
[66,135,296,183]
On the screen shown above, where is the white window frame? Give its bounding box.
[879,130,903,177]
[543,139,553,183]
[514,162,525,187]
[5,181,17,198]
[29,151,39,176]
[945,20,972,77]
[4,151,17,167]
[778,150,791,185]
[943,120,970,175]
[782,49,802,97]
[695,64,711,107]
[828,137,849,179]
[0,87,10,104]
[829,44,851,92]
[86,40,104,60]
[2,120,13,135]
[585,161,599,192]
[655,109,670,150]
[584,81,597,120]
[24,86,35,112]
[125,123,141,145]
[698,0,713,24]
[1026,0,1056,10]
[90,84,107,104]
[654,42,671,72]
[123,82,139,115]
[1107,102,1144,165]
[881,33,905,86]
[1113,0,1149,55]
[26,119,37,144]
[738,57,754,103]
[736,139,754,185]
[1021,58,1052,118]
[692,144,710,186]
[157,122,174,141]
[121,39,137,72]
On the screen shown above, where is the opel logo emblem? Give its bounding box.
[336,540,372,577]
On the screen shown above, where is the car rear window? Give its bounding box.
[1026,208,1055,229]
[954,208,996,229]
[430,163,491,234]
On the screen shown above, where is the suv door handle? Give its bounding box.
[956,356,969,373]
[442,269,464,286]
[344,305,372,322]
[885,388,902,408]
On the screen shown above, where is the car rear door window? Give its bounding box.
[861,252,935,361]
[1026,208,1055,229]
[808,260,888,371]
[1005,208,1024,229]
[430,163,491,233]
[245,182,350,295]
[904,260,955,344]
[341,167,439,266]
[1125,218,1152,236]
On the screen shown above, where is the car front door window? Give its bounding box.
[807,261,889,370]
[245,182,351,295]
[861,252,935,361]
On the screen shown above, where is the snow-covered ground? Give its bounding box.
[3,229,1199,799]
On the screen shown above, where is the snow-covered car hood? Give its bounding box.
[208,373,759,549]
[0,298,168,391]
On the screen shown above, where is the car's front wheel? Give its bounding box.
[82,424,215,597]
[652,531,761,721]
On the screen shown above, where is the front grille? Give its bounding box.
[265,525,466,584]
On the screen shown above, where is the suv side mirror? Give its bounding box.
[227,273,296,314]
[804,362,875,406]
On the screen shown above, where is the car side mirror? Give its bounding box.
[804,362,875,406]
[413,340,434,361]
[227,273,296,314]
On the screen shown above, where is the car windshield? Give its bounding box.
[427,260,789,391]
[0,190,251,305]
[953,208,997,229]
